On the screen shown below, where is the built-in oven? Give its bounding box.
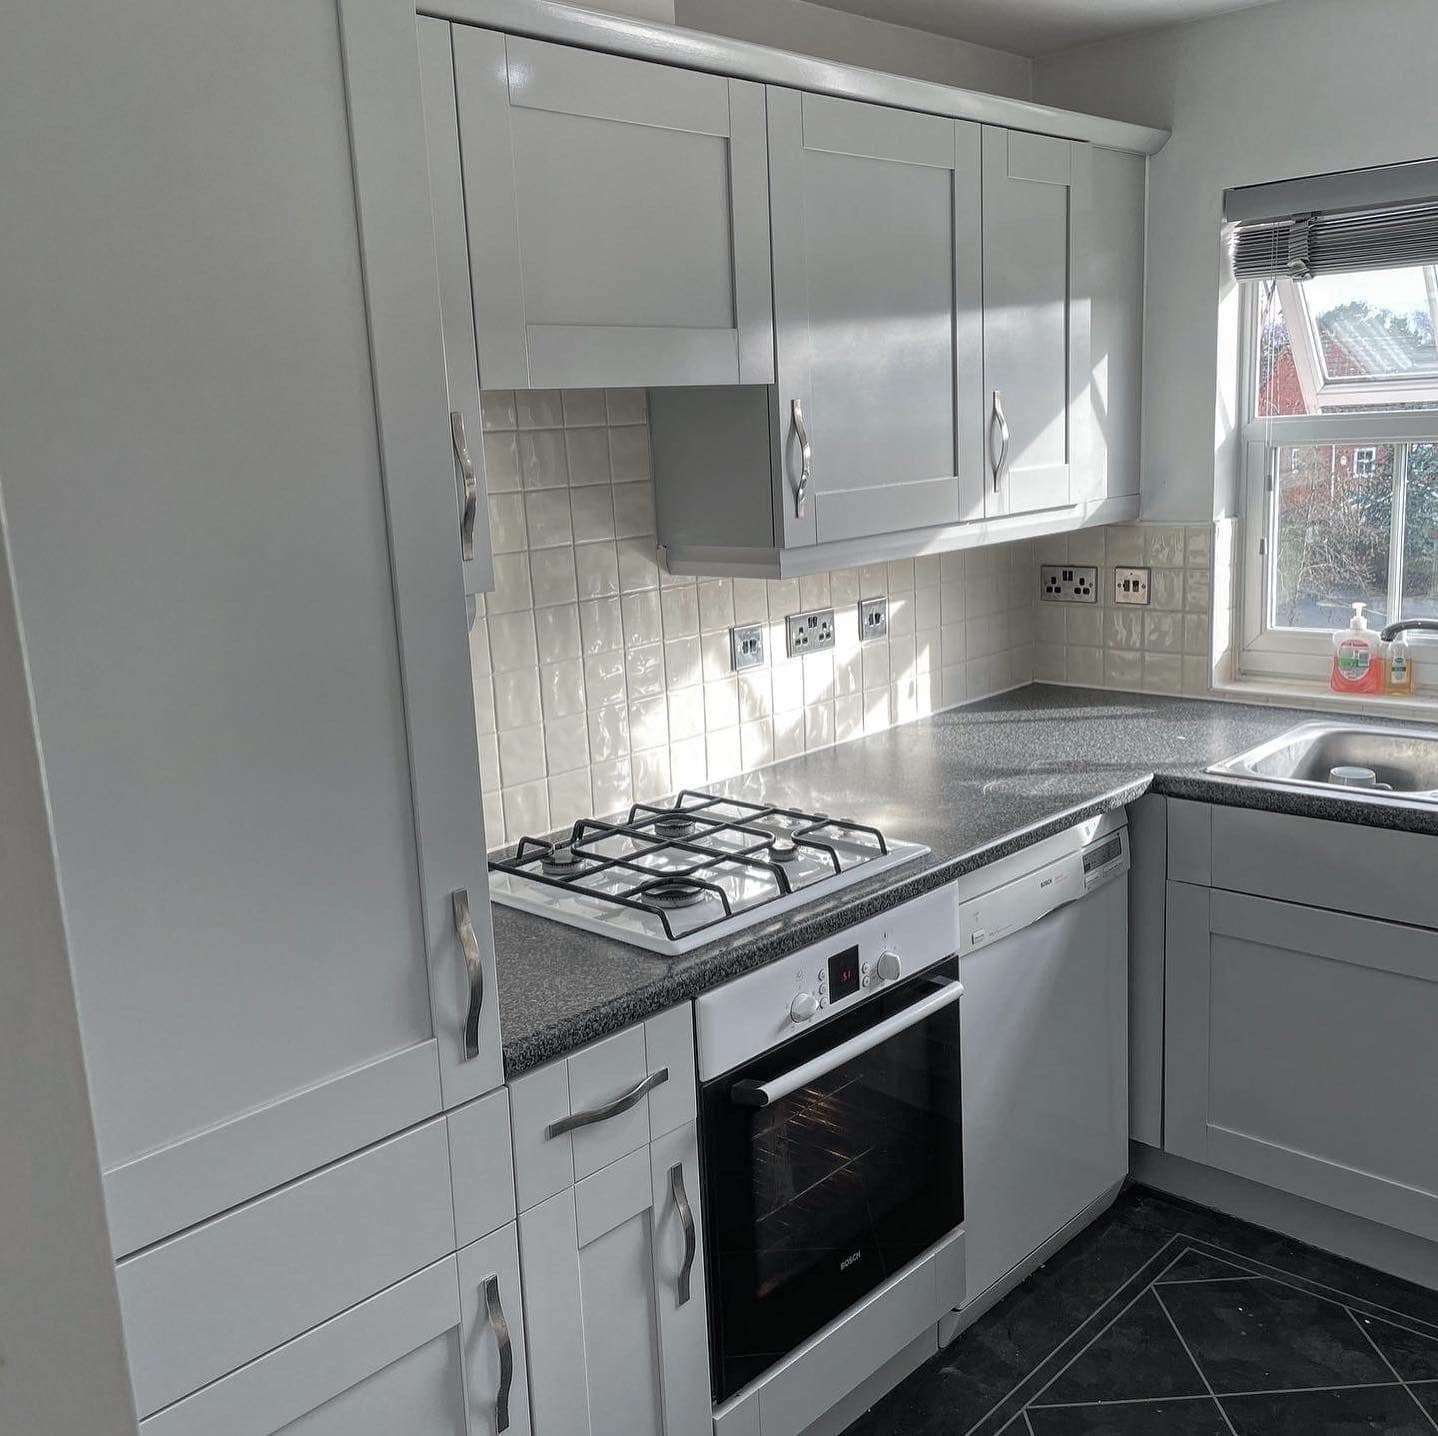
[699,936,963,1403]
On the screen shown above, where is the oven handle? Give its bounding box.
[730,975,963,1109]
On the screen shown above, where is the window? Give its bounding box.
[1238,259,1438,684]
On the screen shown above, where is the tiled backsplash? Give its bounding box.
[469,387,1037,848]
[1032,523,1218,696]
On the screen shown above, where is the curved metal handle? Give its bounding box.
[481,1274,513,1433]
[669,1162,697,1307]
[546,1067,669,1139]
[791,398,812,518]
[451,410,477,562]
[990,390,1010,493]
[732,977,963,1108]
[452,888,484,1062]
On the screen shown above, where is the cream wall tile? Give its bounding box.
[575,542,620,600]
[579,597,623,656]
[472,391,1041,846]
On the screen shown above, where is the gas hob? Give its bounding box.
[488,790,928,955]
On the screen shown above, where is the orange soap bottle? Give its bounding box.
[1331,602,1382,695]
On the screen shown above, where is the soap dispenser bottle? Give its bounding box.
[1331,602,1382,694]
[1386,628,1415,696]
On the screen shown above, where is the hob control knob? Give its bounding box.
[789,992,820,1024]
[875,950,902,983]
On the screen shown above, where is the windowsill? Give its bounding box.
[1214,675,1438,723]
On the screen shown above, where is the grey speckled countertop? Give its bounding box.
[493,684,1438,1076]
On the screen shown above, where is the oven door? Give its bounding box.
[701,958,963,1402]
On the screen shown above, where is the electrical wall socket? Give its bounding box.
[859,597,888,642]
[1114,567,1152,606]
[785,608,836,657]
[730,622,766,671]
[1040,564,1098,603]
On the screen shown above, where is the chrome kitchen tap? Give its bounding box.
[1380,619,1438,642]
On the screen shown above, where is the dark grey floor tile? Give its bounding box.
[1220,1383,1434,1435]
[1156,1249,1260,1284]
[1410,1382,1438,1423]
[1026,1397,1229,1435]
[1352,1313,1438,1382]
[1035,1291,1208,1405]
[1157,1279,1392,1393]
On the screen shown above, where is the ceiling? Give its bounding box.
[800,0,1284,57]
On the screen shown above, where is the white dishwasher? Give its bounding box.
[957,816,1130,1306]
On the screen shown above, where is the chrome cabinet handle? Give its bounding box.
[452,888,484,1062]
[990,390,1011,494]
[791,398,812,518]
[546,1068,669,1139]
[481,1274,513,1433]
[451,410,477,562]
[669,1162,697,1307]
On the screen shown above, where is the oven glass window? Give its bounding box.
[701,959,962,1401]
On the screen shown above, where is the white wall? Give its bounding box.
[557,0,675,21]
[1037,0,1438,521]
[676,0,1033,97]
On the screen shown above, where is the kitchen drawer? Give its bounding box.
[509,1004,696,1212]
[447,1087,516,1248]
[119,1118,455,1418]
[1209,805,1438,930]
[139,1257,464,1436]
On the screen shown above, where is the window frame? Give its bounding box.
[1238,282,1438,687]
[1354,445,1378,478]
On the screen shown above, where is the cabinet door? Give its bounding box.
[0,0,502,1261]
[458,1224,533,1436]
[519,1125,710,1436]
[961,880,1128,1302]
[981,128,1092,519]
[418,16,495,596]
[769,88,983,548]
[1166,883,1438,1243]
[451,28,772,390]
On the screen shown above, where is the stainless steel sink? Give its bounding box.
[1208,721,1438,800]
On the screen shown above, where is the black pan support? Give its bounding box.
[487,791,891,943]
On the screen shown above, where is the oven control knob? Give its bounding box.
[876,950,902,983]
[789,992,820,1024]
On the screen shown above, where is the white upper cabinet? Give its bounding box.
[981,127,1092,520]
[0,0,503,1261]
[449,27,774,390]
[767,91,984,546]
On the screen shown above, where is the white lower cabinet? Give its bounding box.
[139,1223,529,1436]
[960,876,1129,1302]
[520,1122,710,1436]
[1165,881,1438,1243]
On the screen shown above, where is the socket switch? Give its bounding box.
[859,597,888,642]
[785,608,836,657]
[1114,567,1152,606]
[730,622,766,671]
[1040,564,1098,604]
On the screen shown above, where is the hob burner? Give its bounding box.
[541,845,581,875]
[769,837,799,862]
[644,878,709,910]
[652,813,700,840]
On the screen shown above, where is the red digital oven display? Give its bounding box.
[827,945,861,1000]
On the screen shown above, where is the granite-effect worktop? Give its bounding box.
[494,684,1438,1076]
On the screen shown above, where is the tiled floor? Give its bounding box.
[844,1186,1438,1435]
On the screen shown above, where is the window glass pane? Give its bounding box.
[1308,266,1438,385]
[1403,443,1438,619]
[1256,279,1308,417]
[1272,442,1394,629]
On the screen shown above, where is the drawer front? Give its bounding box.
[139,1258,464,1436]
[119,1119,456,1417]
[1210,805,1438,929]
[510,1006,696,1212]
[448,1087,517,1248]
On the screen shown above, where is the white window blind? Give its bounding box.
[1231,201,1438,281]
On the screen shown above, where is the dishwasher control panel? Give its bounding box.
[959,828,1128,954]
